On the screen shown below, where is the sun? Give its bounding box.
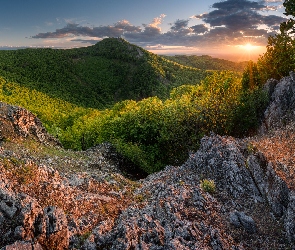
[243,43,255,51]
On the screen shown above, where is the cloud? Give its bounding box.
[197,0,285,30]
[70,38,101,44]
[171,19,189,31]
[263,14,286,26]
[190,24,208,34]
[212,0,265,11]
[33,21,141,39]
[32,1,285,52]
[192,0,285,47]
[146,14,166,28]
[261,0,284,11]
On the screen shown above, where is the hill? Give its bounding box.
[0,38,210,109]
[0,38,252,170]
[0,68,265,172]
[163,54,248,72]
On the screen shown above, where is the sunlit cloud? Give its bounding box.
[146,14,166,29]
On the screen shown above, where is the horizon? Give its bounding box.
[0,39,264,62]
[0,0,285,61]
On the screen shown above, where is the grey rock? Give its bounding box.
[81,138,248,249]
[36,206,69,249]
[0,199,18,219]
[0,212,5,226]
[263,78,278,101]
[262,71,295,131]
[230,211,257,233]
[246,154,289,217]
[188,135,262,199]
[285,191,295,242]
[44,206,68,235]
[13,226,25,240]
[0,188,69,249]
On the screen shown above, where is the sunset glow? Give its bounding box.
[244,43,255,51]
[0,0,286,60]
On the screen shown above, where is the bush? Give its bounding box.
[231,88,269,136]
[200,179,216,194]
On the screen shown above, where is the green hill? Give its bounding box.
[0,38,210,109]
[0,38,266,174]
[163,55,248,72]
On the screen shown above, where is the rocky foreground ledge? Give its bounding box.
[1,72,295,249]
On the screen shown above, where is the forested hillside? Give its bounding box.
[0,38,210,109]
[0,37,269,174]
[163,55,248,72]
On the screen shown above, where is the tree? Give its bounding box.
[255,0,295,82]
[241,61,261,90]
[281,0,295,33]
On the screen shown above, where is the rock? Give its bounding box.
[246,154,289,217]
[0,198,18,219]
[263,78,278,100]
[81,150,244,249]
[262,71,295,131]
[188,134,262,200]
[1,241,43,250]
[0,188,69,249]
[37,206,69,250]
[230,211,257,233]
[0,102,60,146]
[13,226,25,240]
[285,191,295,242]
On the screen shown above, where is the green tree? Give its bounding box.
[241,61,261,90]
[281,0,295,33]
[257,32,295,82]
[256,0,295,82]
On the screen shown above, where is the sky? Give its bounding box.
[0,0,287,61]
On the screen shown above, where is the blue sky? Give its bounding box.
[0,0,286,60]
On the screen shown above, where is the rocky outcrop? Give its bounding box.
[0,102,60,146]
[0,186,69,249]
[77,134,291,249]
[261,72,295,132]
[82,157,238,249]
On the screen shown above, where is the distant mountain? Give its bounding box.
[0,38,210,109]
[163,54,248,72]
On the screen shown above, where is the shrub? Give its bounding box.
[232,87,268,136]
[200,179,216,194]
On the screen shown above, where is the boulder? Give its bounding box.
[229,211,257,233]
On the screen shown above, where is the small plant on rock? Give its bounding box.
[200,179,216,194]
